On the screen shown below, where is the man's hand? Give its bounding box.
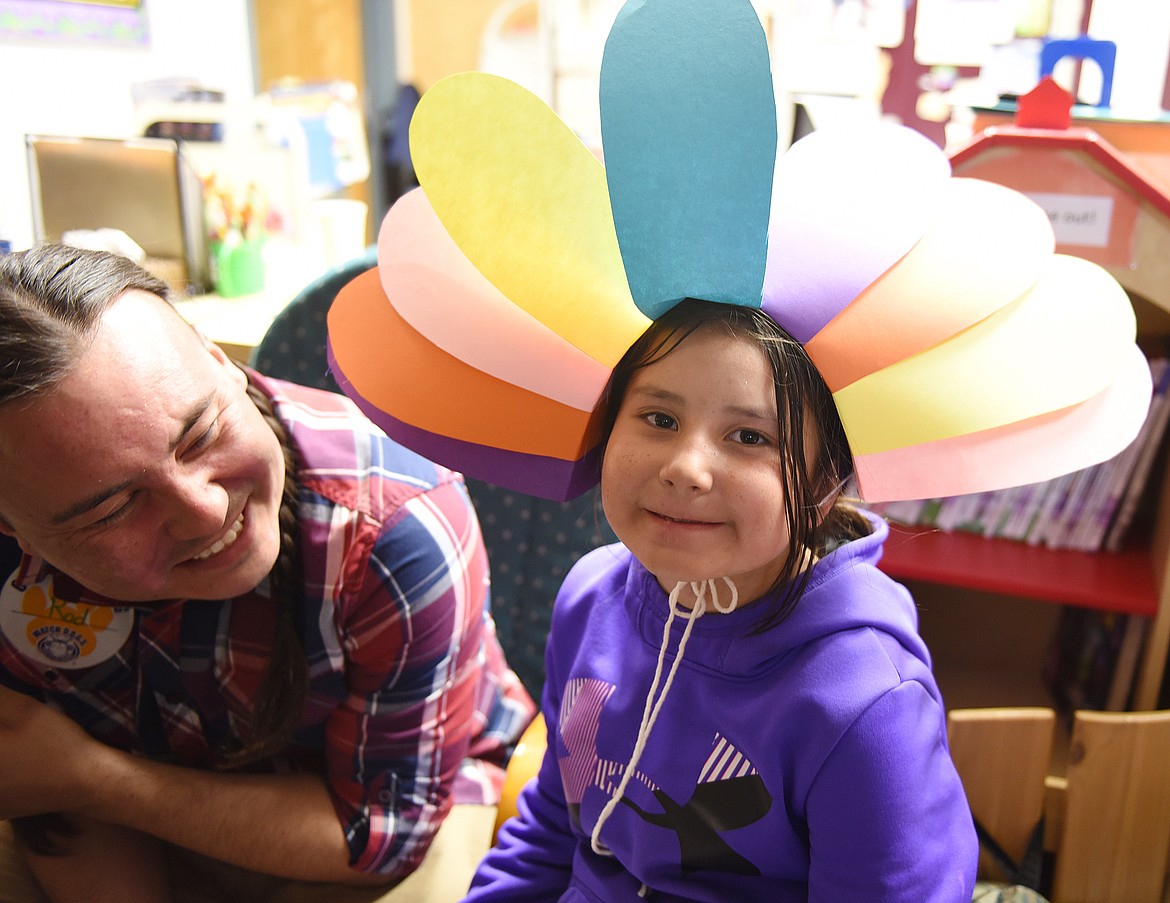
[0,684,386,883]
[0,686,100,819]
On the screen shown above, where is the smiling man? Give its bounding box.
[0,287,285,604]
[0,244,534,903]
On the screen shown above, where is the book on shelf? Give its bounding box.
[976,486,1015,538]
[1049,463,1107,550]
[936,492,987,533]
[871,356,1170,554]
[1074,418,1150,552]
[1103,357,1170,551]
[1044,607,1135,714]
[1106,615,1147,711]
[1024,472,1075,546]
[1000,481,1043,541]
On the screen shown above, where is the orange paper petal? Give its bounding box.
[807,178,1055,391]
[328,269,601,461]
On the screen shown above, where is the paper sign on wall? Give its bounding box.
[1025,193,1115,248]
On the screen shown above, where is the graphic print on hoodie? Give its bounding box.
[558,676,773,877]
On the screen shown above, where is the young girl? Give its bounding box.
[326,0,1147,899]
[462,298,976,901]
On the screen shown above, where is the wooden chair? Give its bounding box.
[947,707,1056,886]
[1047,709,1170,903]
[950,706,1170,902]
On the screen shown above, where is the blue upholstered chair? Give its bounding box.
[251,247,379,392]
[250,251,614,699]
[463,479,613,699]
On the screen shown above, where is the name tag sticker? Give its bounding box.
[0,571,133,669]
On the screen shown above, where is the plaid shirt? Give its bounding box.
[0,374,535,878]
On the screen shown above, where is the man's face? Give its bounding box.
[0,290,284,602]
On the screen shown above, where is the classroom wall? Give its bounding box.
[1086,0,1170,113]
[0,0,256,250]
[400,0,504,91]
[3,0,1168,251]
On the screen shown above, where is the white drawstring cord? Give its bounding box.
[590,576,739,857]
[709,576,739,613]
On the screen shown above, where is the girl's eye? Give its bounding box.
[644,412,677,430]
[731,428,769,447]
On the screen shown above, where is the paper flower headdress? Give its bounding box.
[327,0,1149,503]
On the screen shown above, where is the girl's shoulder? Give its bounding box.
[558,542,635,604]
[548,542,646,634]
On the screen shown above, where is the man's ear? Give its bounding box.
[0,517,31,555]
[196,328,249,388]
[197,329,232,365]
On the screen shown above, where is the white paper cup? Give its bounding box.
[309,198,369,269]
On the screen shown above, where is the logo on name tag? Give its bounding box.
[0,570,132,668]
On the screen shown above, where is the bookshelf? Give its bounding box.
[902,108,1170,713]
[879,528,1158,618]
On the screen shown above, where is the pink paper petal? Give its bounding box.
[378,189,612,411]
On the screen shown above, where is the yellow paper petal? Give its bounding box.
[835,255,1135,455]
[854,345,1153,502]
[410,72,645,367]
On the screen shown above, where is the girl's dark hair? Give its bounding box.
[0,245,307,855]
[599,298,870,629]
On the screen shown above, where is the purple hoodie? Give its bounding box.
[467,513,977,901]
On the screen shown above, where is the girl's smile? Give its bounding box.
[646,509,719,526]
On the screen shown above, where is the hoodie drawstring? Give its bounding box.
[590,576,739,857]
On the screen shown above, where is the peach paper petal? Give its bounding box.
[854,344,1153,502]
[806,178,1055,391]
[378,189,625,412]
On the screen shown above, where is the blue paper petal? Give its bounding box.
[600,0,777,319]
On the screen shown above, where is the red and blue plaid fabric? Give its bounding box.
[0,374,535,877]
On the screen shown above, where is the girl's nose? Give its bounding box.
[660,436,715,492]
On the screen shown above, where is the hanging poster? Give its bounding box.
[0,0,149,46]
